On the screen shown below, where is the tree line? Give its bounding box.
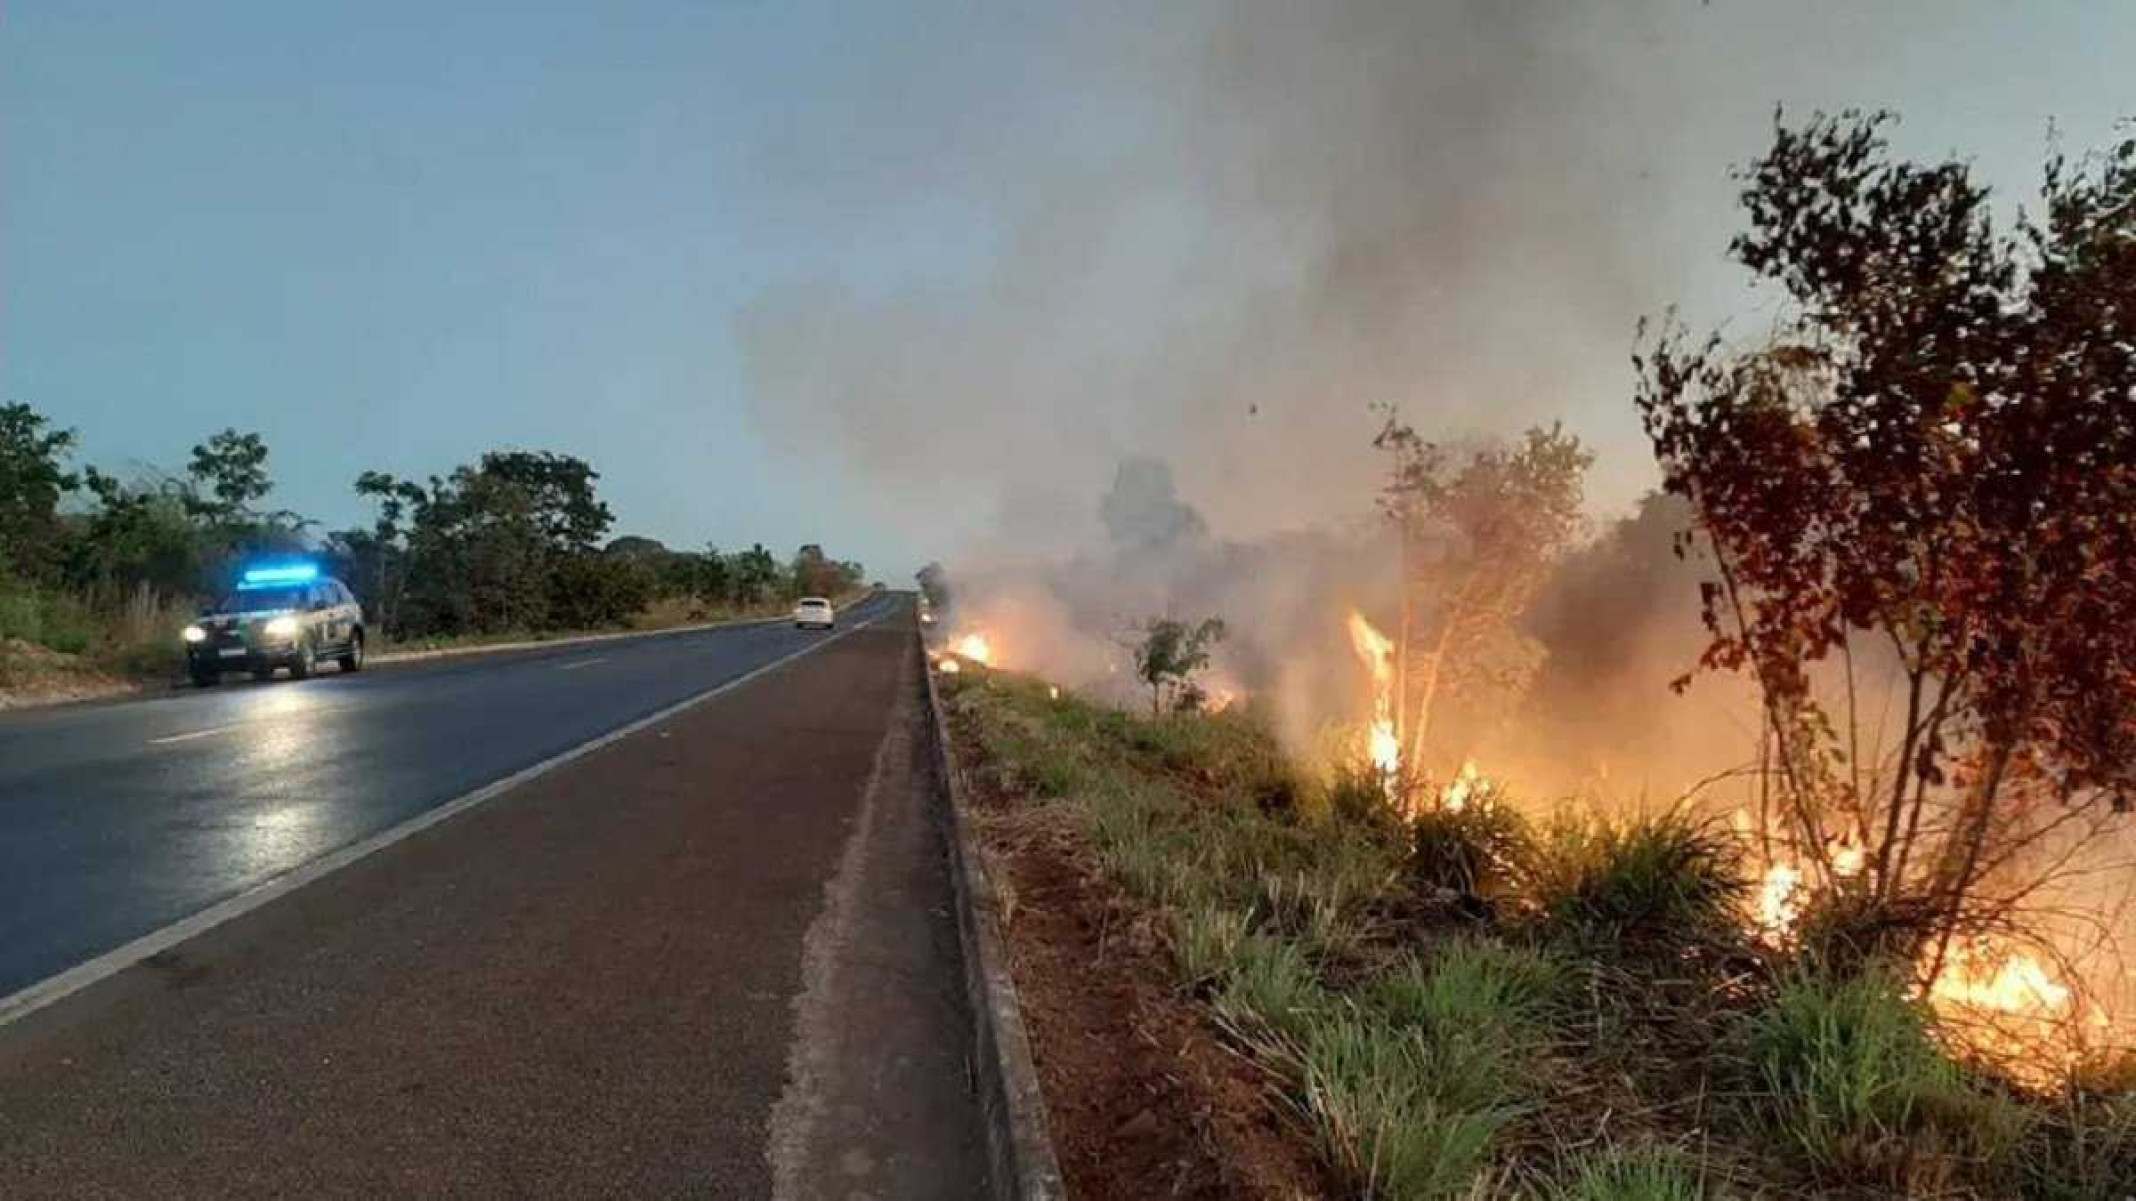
[0,405,864,645]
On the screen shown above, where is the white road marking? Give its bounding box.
[556,657,606,671]
[0,605,892,1028]
[149,724,241,746]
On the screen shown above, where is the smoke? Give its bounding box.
[734,0,1699,558]
[730,0,1752,763]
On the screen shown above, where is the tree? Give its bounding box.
[184,429,273,523]
[731,544,781,605]
[0,402,79,581]
[680,544,733,605]
[181,428,306,564]
[1130,616,1226,716]
[477,451,612,554]
[1635,112,2136,971]
[69,468,206,597]
[546,551,654,629]
[790,543,838,598]
[1374,415,1591,770]
[339,470,429,635]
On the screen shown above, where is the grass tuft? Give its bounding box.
[1740,968,2025,1192]
[1214,933,1325,1045]
[1411,800,1533,903]
[1545,1146,1706,1201]
[2011,1089,2136,1201]
[1526,809,1747,947]
[1295,1009,1516,1201]
[1370,940,1570,1039]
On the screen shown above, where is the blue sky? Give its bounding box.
[4,1,982,575]
[7,2,2134,578]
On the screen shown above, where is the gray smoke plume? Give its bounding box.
[733,0,1717,557]
[728,0,1740,756]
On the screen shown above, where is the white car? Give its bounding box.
[793,597,836,630]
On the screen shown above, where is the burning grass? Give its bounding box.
[944,665,2136,1200]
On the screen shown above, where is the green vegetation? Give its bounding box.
[1524,810,1747,949]
[1739,969,2023,1192]
[946,669,2131,1200]
[1127,614,1226,715]
[0,401,866,691]
[1546,1148,1705,1201]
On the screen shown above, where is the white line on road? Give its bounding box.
[556,657,607,671]
[148,724,240,746]
[0,606,892,1029]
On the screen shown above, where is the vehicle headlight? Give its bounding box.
[263,616,301,639]
[182,625,207,644]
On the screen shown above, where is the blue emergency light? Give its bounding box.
[238,563,319,589]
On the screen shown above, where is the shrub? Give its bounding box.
[1546,1146,1705,1201]
[1527,809,1747,947]
[1791,886,1941,975]
[1741,969,2025,1192]
[1323,758,1403,836]
[1411,800,1532,903]
[2012,1090,2136,1201]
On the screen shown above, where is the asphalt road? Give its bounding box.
[0,590,985,1196]
[0,592,897,999]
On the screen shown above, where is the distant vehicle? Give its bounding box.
[792,597,836,630]
[183,564,366,686]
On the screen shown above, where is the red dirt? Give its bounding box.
[956,743,1331,1199]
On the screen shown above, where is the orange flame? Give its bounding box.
[1932,943,2074,1018]
[1345,611,1400,783]
[1443,759,1483,811]
[953,632,993,665]
[1755,862,1805,939]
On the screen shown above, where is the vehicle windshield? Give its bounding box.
[212,586,307,614]
[799,598,829,608]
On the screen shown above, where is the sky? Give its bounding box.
[5,1,2133,580]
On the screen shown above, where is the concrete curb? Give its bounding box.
[919,634,1068,1201]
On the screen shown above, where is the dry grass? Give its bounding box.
[944,667,2134,1200]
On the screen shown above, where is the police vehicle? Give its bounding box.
[182,564,367,686]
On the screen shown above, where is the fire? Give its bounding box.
[1931,943,2074,1018]
[1755,862,1805,939]
[1925,940,2092,1082]
[1442,759,1483,811]
[1746,833,1867,944]
[936,656,961,675]
[953,632,993,665]
[1345,610,1401,781]
[1830,840,1866,879]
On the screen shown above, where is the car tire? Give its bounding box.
[290,640,315,680]
[339,631,364,673]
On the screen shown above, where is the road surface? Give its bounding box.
[0,592,986,1196]
[0,594,902,996]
